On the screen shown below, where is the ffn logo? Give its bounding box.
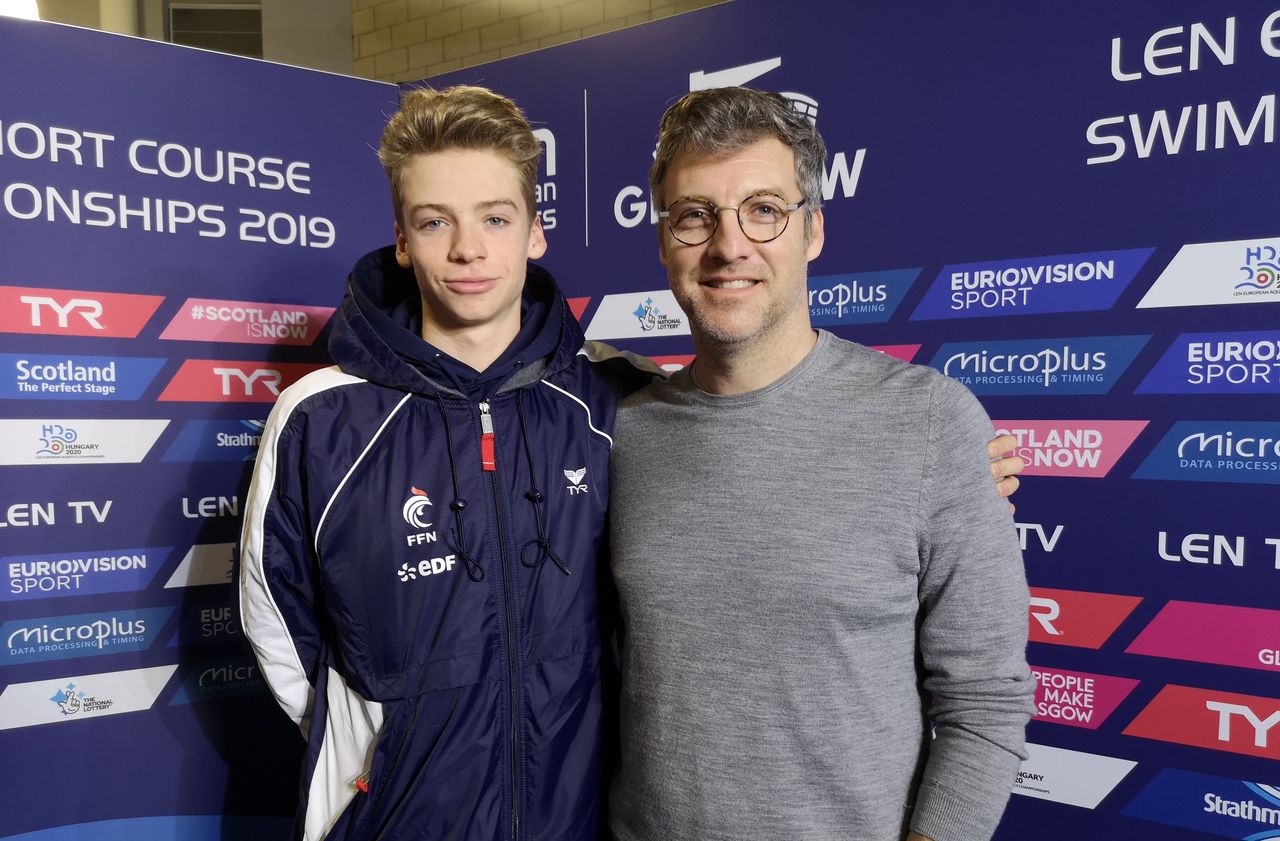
[401,487,433,529]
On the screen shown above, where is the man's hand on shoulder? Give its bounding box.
[988,433,1025,511]
[906,832,934,841]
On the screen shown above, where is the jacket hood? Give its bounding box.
[329,245,583,398]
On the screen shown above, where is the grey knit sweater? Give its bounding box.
[608,330,1033,841]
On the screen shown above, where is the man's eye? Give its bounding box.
[484,216,509,227]
[675,207,712,225]
[747,202,782,218]
[417,218,445,231]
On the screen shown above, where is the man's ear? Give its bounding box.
[394,223,412,269]
[805,207,825,263]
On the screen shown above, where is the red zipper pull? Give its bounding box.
[354,771,370,793]
[479,401,496,472]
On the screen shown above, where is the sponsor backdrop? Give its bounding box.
[2,2,1279,839]
[0,16,398,841]
[424,1,1280,839]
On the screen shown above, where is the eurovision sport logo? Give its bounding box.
[806,269,920,326]
[2,547,169,602]
[1138,237,1280,309]
[931,336,1148,395]
[162,419,265,462]
[1137,331,1280,394]
[1133,421,1280,485]
[1127,601,1280,674]
[2,607,172,665]
[1123,768,1280,840]
[0,353,165,400]
[911,248,1153,320]
[992,420,1148,477]
[584,290,689,340]
[0,285,163,338]
[159,297,335,346]
[171,602,241,647]
[0,419,169,465]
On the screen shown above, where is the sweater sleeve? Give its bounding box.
[909,374,1034,841]
[236,391,325,735]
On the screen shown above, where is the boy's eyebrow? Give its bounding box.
[408,198,520,214]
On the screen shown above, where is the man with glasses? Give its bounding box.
[607,87,1033,841]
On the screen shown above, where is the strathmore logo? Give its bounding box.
[1123,768,1280,839]
[563,467,588,495]
[0,285,163,338]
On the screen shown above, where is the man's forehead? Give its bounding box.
[664,137,799,193]
[400,148,524,205]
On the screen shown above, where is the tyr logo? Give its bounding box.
[563,467,588,495]
[21,295,104,330]
[213,366,282,397]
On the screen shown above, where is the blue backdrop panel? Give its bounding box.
[424,1,1280,838]
[0,18,398,840]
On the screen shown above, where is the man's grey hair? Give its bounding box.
[648,87,826,236]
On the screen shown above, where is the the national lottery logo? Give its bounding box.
[933,336,1148,395]
[401,486,433,529]
[912,248,1153,321]
[1138,237,1280,309]
[1133,421,1280,486]
[633,298,683,333]
[48,681,114,716]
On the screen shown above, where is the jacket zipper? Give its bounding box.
[480,400,521,841]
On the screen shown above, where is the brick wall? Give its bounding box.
[351,0,729,82]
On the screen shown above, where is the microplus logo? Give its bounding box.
[1138,332,1280,394]
[1133,422,1280,485]
[1123,768,1280,840]
[2,607,171,665]
[912,248,1153,320]
[1138,237,1280,309]
[931,336,1148,395]
[0,353,165,400]
[806,269,919,326]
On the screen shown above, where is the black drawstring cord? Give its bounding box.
[515,389,571,576]
[429,394,485,582]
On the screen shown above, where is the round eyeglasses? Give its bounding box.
[658,193,807,245]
